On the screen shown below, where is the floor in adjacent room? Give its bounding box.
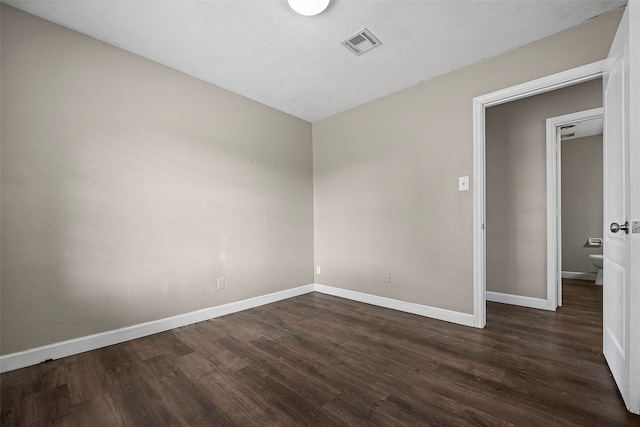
[2,281,639,426]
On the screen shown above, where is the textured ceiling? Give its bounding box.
[6,0,627,122]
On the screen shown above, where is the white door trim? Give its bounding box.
[546,107,603,308]
[472,60,606,328]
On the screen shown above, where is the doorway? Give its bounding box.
[481,77,602,313]
[546,108,603,307]
[471,60,606,327]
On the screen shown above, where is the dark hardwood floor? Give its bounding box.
[2,282,639,426]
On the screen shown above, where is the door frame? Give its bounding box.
[546,107,603,308]
[472,60,606,328]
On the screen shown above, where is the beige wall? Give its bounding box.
[0,6,313,355]
[562,135,604,274]
[0,5,625,356]
[485,81,602,298]
[313,9,622,312]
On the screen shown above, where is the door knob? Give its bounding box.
[610,221,629,234]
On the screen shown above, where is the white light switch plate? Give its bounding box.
[459,176,469,191]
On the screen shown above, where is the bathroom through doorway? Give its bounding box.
[546,108,604,307]
[483,78,603,311]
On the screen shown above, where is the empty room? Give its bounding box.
[1,1,639,425]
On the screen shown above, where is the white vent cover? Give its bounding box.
[342,28,382,56]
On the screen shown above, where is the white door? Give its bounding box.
[602,0,639,414]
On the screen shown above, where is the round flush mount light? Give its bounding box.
[288,0,330,16]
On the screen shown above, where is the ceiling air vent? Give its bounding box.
[342,28,382,56]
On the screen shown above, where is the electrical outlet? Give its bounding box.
[217,277,225,290]
[316,266,321,274]
[384,273,391,283]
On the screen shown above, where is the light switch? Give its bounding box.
[459,176,469,191]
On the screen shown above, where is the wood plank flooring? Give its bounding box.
[2,282,639,426]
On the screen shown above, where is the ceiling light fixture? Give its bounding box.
[288,0,330,16]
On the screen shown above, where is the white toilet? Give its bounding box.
[589,254,603,285]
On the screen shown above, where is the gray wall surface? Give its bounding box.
[1,5,314,355]
[562,135,604,274]
[313,10,620,311]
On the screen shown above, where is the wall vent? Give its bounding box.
[342,28,382,56]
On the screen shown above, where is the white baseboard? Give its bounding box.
[486,290,555,311]
[314,284,476,327]
[562,271,597,281]
[0,284,314,373]
[1,283,480,373]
